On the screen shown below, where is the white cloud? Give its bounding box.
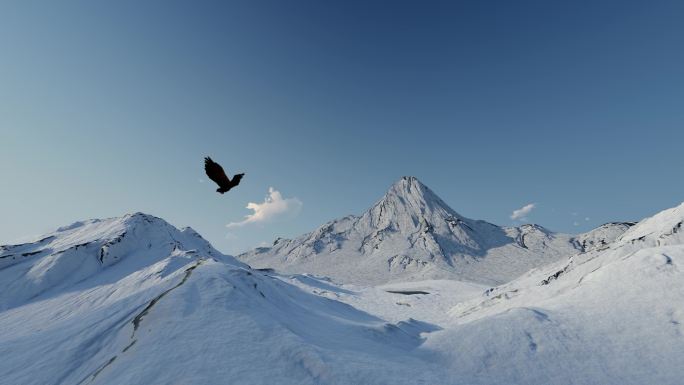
[227,187,302,228]
[511,203,536,221]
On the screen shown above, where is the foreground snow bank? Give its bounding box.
[440,206,684,385]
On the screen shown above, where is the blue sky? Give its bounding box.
[2,0,684,254]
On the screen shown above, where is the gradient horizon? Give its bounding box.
[2,0,684,254]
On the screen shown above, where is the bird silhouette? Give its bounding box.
[204,157,244,194]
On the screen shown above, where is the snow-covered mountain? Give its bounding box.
[1,203,682,385]
[0,213,237,310]
[0,213,444,385]
[239,177,633,285]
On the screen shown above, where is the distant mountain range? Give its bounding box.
[238,176,634,285]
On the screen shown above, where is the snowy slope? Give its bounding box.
[1,204,682,385]
[0,213,237,310]
[572,221,635,252]
[436,203,684,384]
[263,198,684,384]
[239,177,632,285]
[0,213,445,385]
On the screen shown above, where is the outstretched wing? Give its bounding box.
[204,157,231,187]
[230,173,245,188]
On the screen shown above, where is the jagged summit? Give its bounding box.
[383,176,442,202]
[367,176,463,230]
[382,177,455,212]
[361,176,468,242]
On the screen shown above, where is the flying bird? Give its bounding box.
[204,157,244,194]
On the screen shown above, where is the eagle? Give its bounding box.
[204,157,245,194]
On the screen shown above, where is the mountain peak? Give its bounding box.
[376,176,459,221]
[390,176,428,193]
[398,175,423,185]
[386,176,432,200]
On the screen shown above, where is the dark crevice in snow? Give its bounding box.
[131,260,202,336]
[86,356,117,383]
[540,264,570,286]
[524,331,538,352]
[660,221,683,239]
[82,260,204,383]
[577,266,602,284]
[122,340,137,353]
[0,236,54,253]
[386,290,430,295]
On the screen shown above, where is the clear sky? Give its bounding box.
[2,0,684,254]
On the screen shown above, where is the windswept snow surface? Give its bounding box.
[0,213,446,385]
[440,203,684,384]
[239,177,633,285]
[2,204,683,384]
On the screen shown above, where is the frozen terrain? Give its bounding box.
[239,177,633,285]
[437,202,684,384]
[1,202,683,384]
[0,214,445,385]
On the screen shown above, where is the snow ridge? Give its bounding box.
[0,212,445,385]
[0,212,242,310]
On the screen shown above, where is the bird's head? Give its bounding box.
[233,173,245,183]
